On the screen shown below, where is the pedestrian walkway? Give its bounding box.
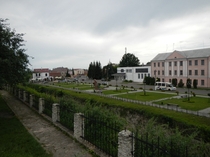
[0,90,93,157]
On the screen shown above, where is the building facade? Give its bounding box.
[117,66,151,83]
[32,68,51,81]
[151,48,210,88]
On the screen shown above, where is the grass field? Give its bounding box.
[116,91,176,101]
[154,96,210,111]
[102,89,131,95]
[53,82,108,90]
[53,82,210,111]
[0,95,51,157]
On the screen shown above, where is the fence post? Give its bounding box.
[52,103,60,122]
[23,91,26,102]
[74,113,84,140]
[118,130,134,157]
[30,94,33,107]
[39,98,44,114]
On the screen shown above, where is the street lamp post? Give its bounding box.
[143,79,146,96]
[187,79,191,101]
[115,77,118,90]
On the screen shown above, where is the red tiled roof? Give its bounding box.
[33,68,50,73]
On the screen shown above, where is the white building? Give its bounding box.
[117,66,151,82]
[32,68,51,81]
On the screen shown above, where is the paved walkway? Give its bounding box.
[0,90,93,157]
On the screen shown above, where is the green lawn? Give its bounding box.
[0,95,52,157]
[116,91,176,101]
[154,96,210,111]
[102,89,131,95]
[53,82,109,90]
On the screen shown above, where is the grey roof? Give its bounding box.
[151,53,171,61]
[151,48,210,61]
[178,48,210,58]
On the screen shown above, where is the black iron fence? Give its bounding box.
[33,95,39,110]
[131,131,207,157]
[43,98,53,117]
[59,105,75,131]
[82,113,120,157]
[25,92,30,103]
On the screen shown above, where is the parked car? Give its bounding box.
[155,82,176,91]
[101,81,108,85]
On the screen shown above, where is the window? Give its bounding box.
[141,74,143,79]
[174,70,177,75]
[189,70,192,75]
[162,70,164,75]
[195,70,198,75]
[136,68,148,73]
[126,69,132,73]
[158,70,160,75]
[169,70,171,75]
[154,63,156,67]
[195,60,198,66]
[201,80,204,86]
[189,60,192,66]
[158,62,160,67]
[180,61,183,66]
[180,70,183,75]
[138,74,140,79]
[174,61,177,66]
[201,60,205,65]
[45,73,48,76]
[169,62,171,67]
[162,62,164,67]
[201,70,205,76]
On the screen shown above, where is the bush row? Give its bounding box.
[20,83,210,142]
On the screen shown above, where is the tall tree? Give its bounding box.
[87,61,102,79]
[0,19,30,86]
[72,68,75,76]
[102,62,117,80]
[119,53,140,67]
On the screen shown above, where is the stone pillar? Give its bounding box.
[118,130,134,157]
[30,94,33,107]
[39,98,45,114]
[52,103,60,122]
[18,89,21,99]
[74,113,84,140]
[23,91,26,102]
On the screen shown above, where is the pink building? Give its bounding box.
[151,48,210,88]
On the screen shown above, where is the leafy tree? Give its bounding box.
[0,19,30,87]
[66,69,71,77]
[150,77,155,85]
[193,79,198,89]
[102,62,117,80]
[172,78,177,87]
[186,78,191,88]
[178,79,184,87]
[119,53,140,67]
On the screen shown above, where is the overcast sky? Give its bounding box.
[1,0,210,70]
